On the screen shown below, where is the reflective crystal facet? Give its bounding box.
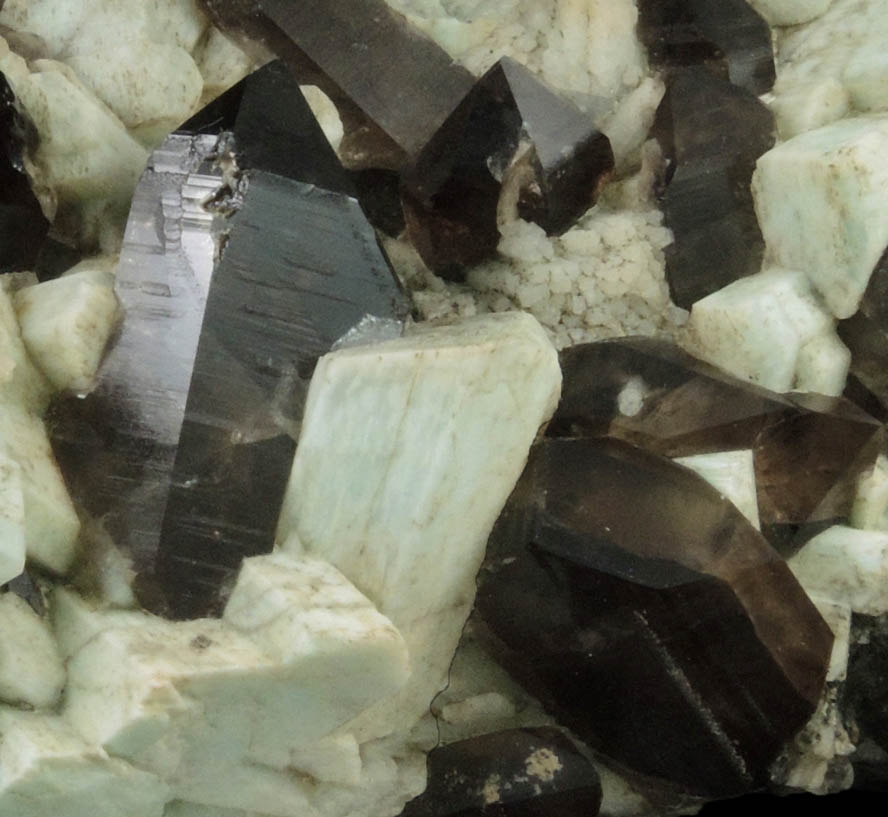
[652,66,775,308]
[50,62,409,618]
[403,57,614,277]
[399,727,603,817]
[553,338,884,549]
[0,72,48,274]
[474,436,833,798]
[636,0,775,96]
[199,0,475,166]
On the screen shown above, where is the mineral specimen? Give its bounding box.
[199,0,475,166]
[474,435,833,798]
[50,60,410,618]
[399,727,603,817]
[552,338,884,550]
[636,0,776,95]
[651,65,775,308]
[0,70,48,273]
[402,57,614,277]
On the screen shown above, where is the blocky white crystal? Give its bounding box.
[674,450,761,530]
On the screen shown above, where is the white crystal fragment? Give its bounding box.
[194,27,256,104]
[768,78,850,142]
[810,596,852,684]
[278,312,561,740]
[674,450,761,530]
[300,85,344,154]
[0,404,80,574]
[0,594,65,709]
[842,41,888,112]
[752,115,888,318]
[13,262,122,393]
[0,453,25,586]
[0,709,169,817]
[793,332,852,397]
[682,267,844,394]
[746,0,832,26]
[787,525,888,615]
[851,454,888,531]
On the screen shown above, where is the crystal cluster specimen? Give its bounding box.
[50,60,410,619]
[474,432,833,798]
[402,57,615,277]
[636,0,776,95]
[0,70,48,273]
[651,65,775,307]
[399,727,603,817]
[552,338,884,550]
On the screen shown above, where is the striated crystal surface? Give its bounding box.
[50,61,409,619]
[652,65,775,308]
[399,727,602,817]
[402,57,614,277]
[0,71,48,274]
[636,0,775,96]
[552,338,884,550]
[474,436,834,799]
[199,0,474,167]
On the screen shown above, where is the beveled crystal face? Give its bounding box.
[474,435,834,798]
[49,61,410,619]
[553,338,885,549]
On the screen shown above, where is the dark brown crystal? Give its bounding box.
[651,65,775,308]
[199,0,474,167]
[636,0,775,96]
[399,727,602,817]
[402,57,614,277]
[474,436,833,798]
[49,62,410,619]
[1,71,49,274]
[552,338,884,550]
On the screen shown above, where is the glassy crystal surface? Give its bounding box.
[0,71,48,274]
[50,61,409,618]
[553,338,884,549]
[199,0,474,167]
[402,57,614,277]
[652,65,775,308]
[399,727,602,817]
[838,246,888,410]
[474,436,833,798]
[636,0,775,95]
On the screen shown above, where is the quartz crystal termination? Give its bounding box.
[652,65,776,308]
[0,70,48,273]
[50,61,409,619]
[399,727,603,817]
[199,0,475,168]
[552,338,884,550]
[473,436,833,799]
[636,0,776,96]
[402,57,614,278]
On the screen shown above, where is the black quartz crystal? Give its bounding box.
[474,435,833,799]
[0,71,49,273]
[636,0,775,96]
[399,727,602,817]
[402,57,614,277]
[50,61,409,618]
[651,65,775,308]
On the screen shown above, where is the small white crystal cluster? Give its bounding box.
[0,0,256,249]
